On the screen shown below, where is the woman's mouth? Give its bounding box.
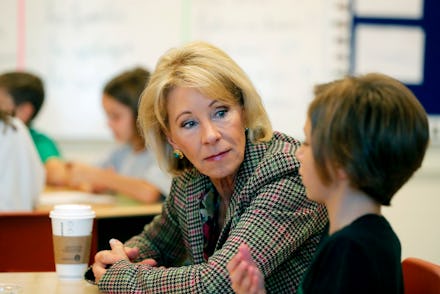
[205,150,229,161]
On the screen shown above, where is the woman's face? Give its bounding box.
[166,87,246,180]
[102,94,135,143]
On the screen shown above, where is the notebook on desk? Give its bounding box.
[39,190,117,206]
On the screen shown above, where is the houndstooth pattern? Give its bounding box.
[98,131,328,293]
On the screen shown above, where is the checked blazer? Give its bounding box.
[98,131,328,293]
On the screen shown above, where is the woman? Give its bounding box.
[89,41,327,293]
[227,73,430,293]
[68,67,171,203]
[0,110,45,211]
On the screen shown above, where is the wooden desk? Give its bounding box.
[36,190,163,218]
[0,191,162,272]
[0,272,99,293]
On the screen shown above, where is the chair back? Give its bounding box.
[402,257,440,294]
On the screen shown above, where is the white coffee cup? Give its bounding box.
[49,204,95,280]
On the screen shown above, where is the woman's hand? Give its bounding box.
[227,243,266,294]
[92,239,159,283]
[92,239,131,282]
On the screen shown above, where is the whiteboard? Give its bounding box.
[0,0,350,140]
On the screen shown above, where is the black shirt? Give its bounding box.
[297,214,403,294]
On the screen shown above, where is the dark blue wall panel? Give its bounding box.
[351,0,439,114]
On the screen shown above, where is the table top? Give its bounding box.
[0,272,99,294]
[36,189,162,218]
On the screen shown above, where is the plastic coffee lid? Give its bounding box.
[49,204,96,219]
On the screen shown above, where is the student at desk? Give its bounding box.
[227,73,430,293]
[0,110,45,211]
[0,71,67,186]
[68,67,171,203]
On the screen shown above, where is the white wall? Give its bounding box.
[382,145,440,264]
[0,0,350,141]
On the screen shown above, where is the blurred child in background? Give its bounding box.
[68,67,171,203]
[0,71,67,186]
[0,109,45,211]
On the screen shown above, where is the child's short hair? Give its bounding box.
[0,71,44,121]
[309,73,429,205]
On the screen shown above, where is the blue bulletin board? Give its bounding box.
[351,0,439,115]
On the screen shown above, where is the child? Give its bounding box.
[227,73,430,293]
[0,110,45,211]
[0,71,67,186]
[68,67,171,203]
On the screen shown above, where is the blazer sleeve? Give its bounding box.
[122,178,187,265]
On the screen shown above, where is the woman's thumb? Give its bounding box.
[109,238,126,255]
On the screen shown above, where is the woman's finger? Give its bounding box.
[109,238,128,259]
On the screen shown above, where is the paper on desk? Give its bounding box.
[39,190,117,206]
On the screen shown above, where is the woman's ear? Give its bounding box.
[166,135,178,150]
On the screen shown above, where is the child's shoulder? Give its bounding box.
[326,214,399,256]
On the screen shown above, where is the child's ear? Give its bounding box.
[335,166,349,181]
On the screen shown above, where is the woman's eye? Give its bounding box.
[181,120,196,129]
[214,108,228,119]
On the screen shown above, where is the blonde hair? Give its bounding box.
[138,41,272,175]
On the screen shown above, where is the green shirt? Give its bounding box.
[29,127,61,163]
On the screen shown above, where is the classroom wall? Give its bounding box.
[0,0,351,140]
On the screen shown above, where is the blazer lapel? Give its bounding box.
[185,172,211,264]
[216,137,267,249]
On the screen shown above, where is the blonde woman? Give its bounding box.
[87,41,327,293]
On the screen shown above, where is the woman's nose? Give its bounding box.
[201,121,221,144]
